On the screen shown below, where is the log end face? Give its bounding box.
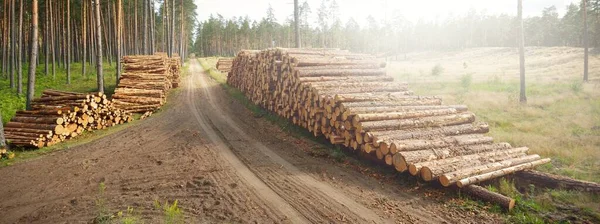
[439,175,452,187]
[421,167,434,181]
[508,199,516,211]
[408,164,419,176]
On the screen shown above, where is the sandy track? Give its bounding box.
[0,60,501,223]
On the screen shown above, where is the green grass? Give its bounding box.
[1,62,118,124]
[0,61,186,167]
[400,79,600,184]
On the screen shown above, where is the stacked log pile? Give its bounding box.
[227,48,550,193]
[4,90,133,148]
[112,55,172,113]
[169,56,182,88]
[216,58,233,73]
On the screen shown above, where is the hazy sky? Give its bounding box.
[194,0,581,26]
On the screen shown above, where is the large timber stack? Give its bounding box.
[227,48,550,202]
[4,90,133,148]
[112,55,172,113]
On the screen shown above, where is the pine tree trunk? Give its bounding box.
[0,111,5,149]
[17,0,23,95]
[26,0,39,111]
[518,0,526,103]
[143,0,148,55]
[10,0,16,89]
[583,0,589,82]
[66,0,71,84]
[95,0,104,93]
[134,0,138,54]
[1,0,6,79]
[116,0,122,83]
[50,0,56,78]
[180,0,184,61]
[44,0,49,76]
[82,0,87,76]
[171,0,175,57]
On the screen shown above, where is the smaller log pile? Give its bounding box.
[4,90,133,148]
[113,55,171,113]
[216,58,233,73]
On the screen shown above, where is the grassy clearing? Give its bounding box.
[1,62,118,124]
[390,47,600,222]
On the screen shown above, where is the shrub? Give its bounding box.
[431,63,444,76]
[460,73,473,91]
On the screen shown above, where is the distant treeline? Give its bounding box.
[194,0,600,56]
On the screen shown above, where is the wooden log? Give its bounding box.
[338,97,442,112]
[344,105,468,120]
[456,158,552,188]
[5,122,58,131]
[10,116,63,124]
[515,170,600,193]
[409,147,529,176]
[436,154,542,185]
[333,92,415,105]
[356,112,476,133]
[462,185,515,211]
[353,108,458,126]
[392,143,513,172]
[388,135,494,154]
[3,127,53,135]
[368,122,489,145]
[295,68,386,77]
[298,76,394,83]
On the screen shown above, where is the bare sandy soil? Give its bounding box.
[0,60,502,223]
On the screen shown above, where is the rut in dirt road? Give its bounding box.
[186,61,388,223]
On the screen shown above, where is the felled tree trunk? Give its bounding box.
[462,185,515,211]
[516,170,600,193]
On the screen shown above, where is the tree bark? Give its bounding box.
[95,0,104,93]
[462,185,515,211]
[26,0,39,111]
[392,143,512,172]
[10,0,16,89]
[82,0,87,76]
[116,0,122,83]
[409,147,529,176]
[17,0,23,95]
[50,0,56,78]
[516,170,600,193]
[294,0,300,48]
[356,112,475,133]
[0,111,6,149]
[437,154,542,186]
[66,0,71,84]
[456,158,551,188]
[44,0,49,76]
[583,0,589,82]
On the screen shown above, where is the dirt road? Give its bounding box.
[0,60,501,223]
